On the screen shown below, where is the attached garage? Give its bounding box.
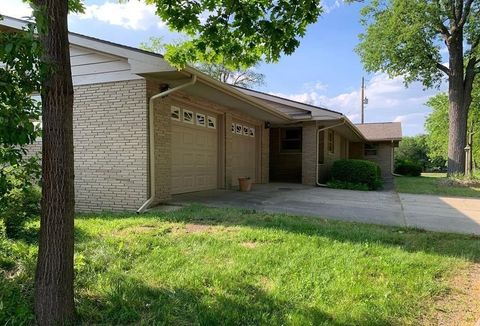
[171,106,219,194]
[231,119,257,186]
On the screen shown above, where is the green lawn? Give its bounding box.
[1,206,480,325]
[395,172,480,198]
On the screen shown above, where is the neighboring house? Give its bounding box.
[1,16,402,212]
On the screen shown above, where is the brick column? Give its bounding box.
[302,121,317,185]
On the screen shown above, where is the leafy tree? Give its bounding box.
[140,36,265,88]
[426,81,480,171]
[0,17,42,238]
[146,0,323,69]
[26,1,83,324]
[355,0,480,175]
[395,135,432,171]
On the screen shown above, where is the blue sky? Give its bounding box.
[2,0,448,136]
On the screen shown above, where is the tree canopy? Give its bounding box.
[425,82,480,169]
[140,36,265,88]
[356,0,479,88]
[146,0,323,69]
[354,0,480,174]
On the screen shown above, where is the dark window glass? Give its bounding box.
[280,127,302,153]
[364,143,378,156]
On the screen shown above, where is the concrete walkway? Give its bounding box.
[165,183,480,236]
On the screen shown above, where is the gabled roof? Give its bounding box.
[355,122,402,141]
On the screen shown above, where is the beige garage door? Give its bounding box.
[231,120,257,186]
[171,107,218,194]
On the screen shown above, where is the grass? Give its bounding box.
[1,205,480,325]
[395,172,480,198]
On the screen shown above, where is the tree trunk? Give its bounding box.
[447,32,468,175]
[33,0,76,324]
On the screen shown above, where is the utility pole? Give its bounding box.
[361,77,368,124]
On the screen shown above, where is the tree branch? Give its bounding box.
[463,55,477,109]
[436,62,450,75]
[458,0,474,28]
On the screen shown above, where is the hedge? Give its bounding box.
[394,161,422,177]
[331,159,383,190]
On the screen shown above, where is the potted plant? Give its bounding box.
[238,177,252,192]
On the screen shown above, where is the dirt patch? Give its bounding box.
[241,241,259,249]
[184,223,213,233]
[422,263,480,325]
[112,225,158,236]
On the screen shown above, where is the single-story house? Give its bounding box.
[1,16,402,212]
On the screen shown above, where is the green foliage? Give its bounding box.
[0,157,41,238]
[0,17,43,165]
[425,83,480,168]
[331,159,383,190]
[356,0,445,87]
[395,135,431,170]
[145,0,323,69]
[326,180,369,191]
[3,206,480,324]
[394,160,422,177]
[140,36,266,88]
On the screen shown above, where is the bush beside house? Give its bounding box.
[394,160,422,177]
[328,159,383,190]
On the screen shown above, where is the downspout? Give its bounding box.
[137,75,197,213]
[315,118,347,187]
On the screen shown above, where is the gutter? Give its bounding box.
[315,119,347,187]
[136,74,197,213]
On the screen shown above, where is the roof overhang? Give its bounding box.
[143,68,292,124]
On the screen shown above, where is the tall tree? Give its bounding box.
[29,1,80,324]
[140,36,265,88]
[425,81,480,171]
[355,0,480,174]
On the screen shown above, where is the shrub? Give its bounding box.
[330,159,383,190]
[0,157,41,238]
[395,160,422,177]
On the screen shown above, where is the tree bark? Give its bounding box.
[447,31,468,175]
[32,0,76,324]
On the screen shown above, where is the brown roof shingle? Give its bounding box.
[355,122,402,141]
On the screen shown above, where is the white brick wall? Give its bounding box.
[73,79,148,211]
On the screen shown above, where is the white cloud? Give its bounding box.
[76,1,166,30]
[1,0,33,19]
[269,73,446,136]
[323,0,344,14]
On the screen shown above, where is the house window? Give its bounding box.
[196,113,206,126]
[280,127,302,153]
[364,143,378,156]
[318,130,325,164]
[171,106,180,121]
[183,109,193,123]
[327,130,335,154]
[235,123,243,134]
[207,116,216,129]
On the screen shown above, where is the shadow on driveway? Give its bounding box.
[166,183,480,236]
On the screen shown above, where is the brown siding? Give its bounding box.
[349,142,363,159]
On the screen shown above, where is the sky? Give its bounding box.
[1,0,448,136]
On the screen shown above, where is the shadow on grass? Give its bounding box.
[76,274,354,326]
[76,205,480,263]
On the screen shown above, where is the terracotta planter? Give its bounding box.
[238,177,252,192]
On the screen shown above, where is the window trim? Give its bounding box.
[327,130,335,154]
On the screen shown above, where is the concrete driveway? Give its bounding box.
[166,183,480,236]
